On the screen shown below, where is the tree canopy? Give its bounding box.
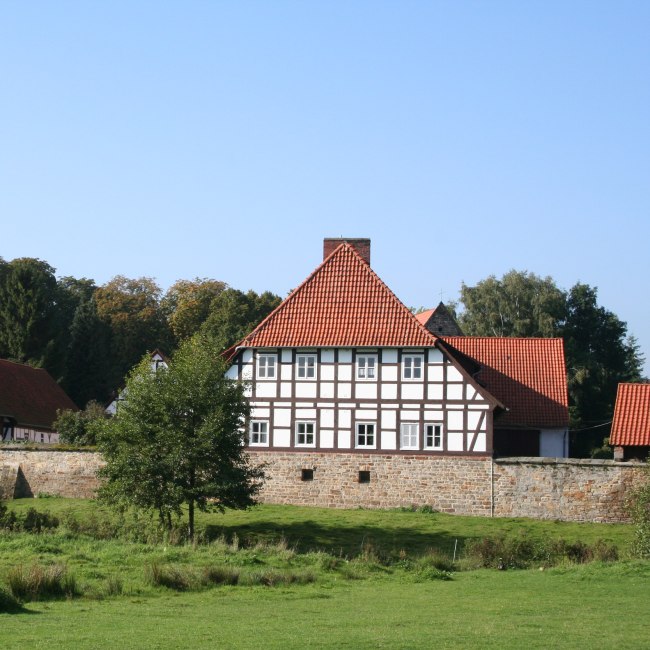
[96,336,263,540]
[457,270,645,456]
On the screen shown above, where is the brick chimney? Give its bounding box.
[323,238,371,265]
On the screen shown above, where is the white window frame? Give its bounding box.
[355,422,376,449]
[402,354,424,381]
[400,422,419,450]
[295,421,316,447]
[257,353,277,380]
[356,354,377,381]
[424,423,443,450]
[296,354,317,380]
[249,420,269,447]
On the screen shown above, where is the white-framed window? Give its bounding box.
[297,354,317,379]
[257,354,276,379]
[356,422,376,449]
[295,421,316,447]
[356,355,377,380]
[400,423,419,450]
[424,423,443,450]
[402,354,423,380]
[249,420,269,446]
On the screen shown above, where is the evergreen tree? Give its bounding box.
[0,258,58,367]
[62,297,112,407]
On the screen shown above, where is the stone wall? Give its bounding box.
[249,451,494,514]
[0,448,646,523]
[0,448,103,499]
[492,457,644,523]
[247,451,647,523]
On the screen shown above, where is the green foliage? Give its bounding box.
[626,463,650,558]
[54,401,107,446]
[96,335,264,540]
[0,586,23,613]
[7,563,79,602]
[62,297,112,406]
[94,275,173,389]
[0,257,58,366]
[458,271,645,456]
[199,288,281,351]
[459,270,566,338]
[0,500,59,532]
[564,283,644,455]
[162,278,227,342]
[462,534,619,569]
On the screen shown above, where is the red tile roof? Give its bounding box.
[236,243,438,349]
[610,383,650,447]
[415,309,435,326]
[441,337,569,428]
[0,360,78,429]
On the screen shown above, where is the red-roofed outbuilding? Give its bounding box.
[610,383,650,461]
[0,359,78,444]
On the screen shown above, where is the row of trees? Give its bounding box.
[0,257,281,408]
[455,271,645,455]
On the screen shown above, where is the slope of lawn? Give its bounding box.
[0,499,646,649]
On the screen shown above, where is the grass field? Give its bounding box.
[0,499,648,649]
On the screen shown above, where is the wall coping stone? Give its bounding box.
[494,456,644,468]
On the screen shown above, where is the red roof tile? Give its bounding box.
[441,337,568,428]
[415,309,435,326]
[0,360,78,429]
[237,243,438,349]
[610,383,650,447]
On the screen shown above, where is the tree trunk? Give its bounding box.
[188,498,194,542]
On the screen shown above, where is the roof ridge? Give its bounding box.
[0,358,46,371]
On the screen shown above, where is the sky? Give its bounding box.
[1,2,649,373]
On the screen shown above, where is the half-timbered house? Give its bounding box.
[225,239,569,461]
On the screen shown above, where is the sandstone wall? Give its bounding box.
[492,457,644,523]
[0,448,646,523]
[249,451,493,514]
[0,448,103,499]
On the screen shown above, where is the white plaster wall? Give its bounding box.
[356,384,377,399]
[274,409,291,427]
[447,432,464,451]
[256,383,277,398]
[274,429,291,447]
[295,383,317,398]
[320,430,334,448]
[401,384,423,400]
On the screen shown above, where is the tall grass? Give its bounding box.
[7,564,79,602]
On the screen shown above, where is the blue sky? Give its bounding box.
[1,2,649,373]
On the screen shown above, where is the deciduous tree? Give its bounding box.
[200,288,281,351]
[95,276,172,390]
[96,335,263,540]
[162,278,226,342]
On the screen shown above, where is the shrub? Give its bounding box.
[103,576,124,597]
[415,551,456,573]
[202,565,240,586]
[626,463,650,559]
[239,568,316,587]
[21,508,59,533]
[0,587,23,613]
[7,564,79,602]
[145,562,194,591]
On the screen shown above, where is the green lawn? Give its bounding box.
[0,499,647,649]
